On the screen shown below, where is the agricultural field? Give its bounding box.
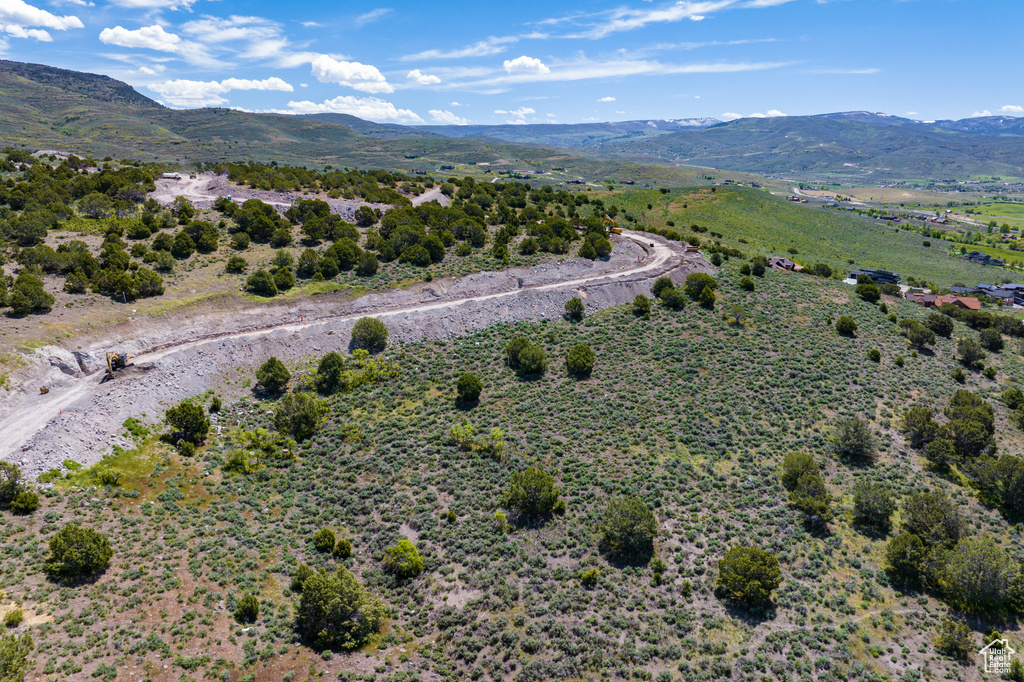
[959,202,1024,230]
[3,262,1024,680]
[609,186,1022,286]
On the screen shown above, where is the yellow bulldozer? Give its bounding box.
[602,214,623,235]
[102,352,131,383]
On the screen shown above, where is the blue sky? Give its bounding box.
[0,0,1020,125]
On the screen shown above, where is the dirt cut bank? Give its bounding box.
[0,230,708,477]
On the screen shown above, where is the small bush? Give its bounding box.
[739,277,755,291]
[456,373,482,402]
[256,357,291,393]
[45,523,113,579]
[274,393,328,441]
[835,316,857,336]
[313,528,336,553]
[780,452,818,490]
[234,594,259,624]
[516,343,547,376]
[4,608,24,628]
[661,287,686,310]
[334,539,353,559]
[504,466,560,522]
[867,348,881,362]
[226,255,247,273]
[600,496,657,560]
[934,618,974,661]
[632,295,651,316]
[382,539,424,579]
[684,273,717,300]
[565,343,595,378]
[830,416,876,460]
[852,481,896,530]
[652,277,674,299]
[716,546,782,610]
[564,297,584,321]
[296,568,385,650]
[10,490,39,515]
[166,400,210,444]
[579,568,599,587]
[246,269,277,296]
[351,317,388,352]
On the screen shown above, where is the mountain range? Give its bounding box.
[2,58,1023,182]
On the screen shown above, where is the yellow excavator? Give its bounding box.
[602,214,623,235]
[102,352,131,383]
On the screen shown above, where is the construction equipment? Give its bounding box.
[685,245,700,253]
[602,214,623,235]
[102,352,131,382]
[40,387,49,395]
[189,173,197,179]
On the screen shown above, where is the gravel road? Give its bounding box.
[0,231,708,478]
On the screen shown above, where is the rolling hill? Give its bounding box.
[3,58,1024,183]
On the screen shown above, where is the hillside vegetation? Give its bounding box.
[4,261,1024,680]
[608,186,1013,286]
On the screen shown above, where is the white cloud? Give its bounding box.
[180,15,281,44]
[300,21,320,28]
[503,55,550,75]
[724,109,786,119]
[497,106,535,124]
[3,24,51,41]
[971,110,992,118]
[311,54,393,93]
[449,101,463,106]
[99,25,182,52]
[107,0,197,9]
[147,76,293,107]
[407,69,441,85]
[279,95,423,123]
[905,111,918,117]
[0,0,82,31]
[1001,105,1024,114]
[429,109,468,125]
[221,77,292,92]
[436,56,790,90]
[552,0,797,39]
[402,36,518,61]
[354,8,391,26]
[597,96,615,102]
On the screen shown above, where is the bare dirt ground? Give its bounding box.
[0,231,708,478]
[150,172,402,218]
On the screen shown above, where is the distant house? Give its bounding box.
[927,217,949,225]
[849,269,901,285]
[906,292,981,310]
[768,257,804,272]
[880,214,901,221]
[1002,233,1017,240]
[964,251,1006,266]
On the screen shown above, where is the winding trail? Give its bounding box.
[0,231,696,473]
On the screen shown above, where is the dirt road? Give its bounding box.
[0,231,705,477]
